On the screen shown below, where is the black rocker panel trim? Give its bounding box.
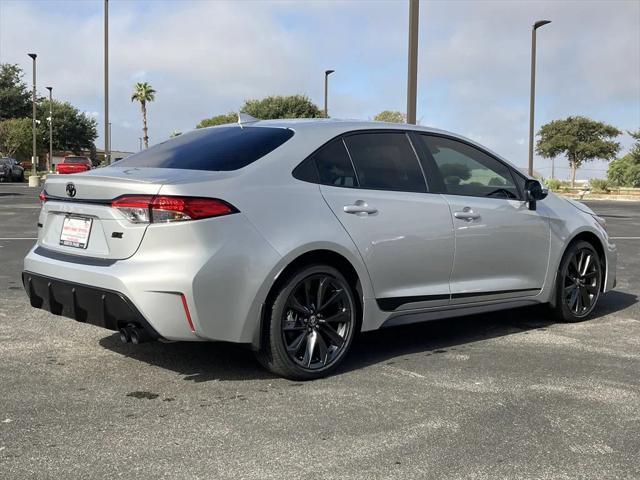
[376,288,540,311]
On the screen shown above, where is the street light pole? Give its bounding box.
[528,19,551,176]
[406,0,419,125]
[46,87,53,172]
[324,70,335,117]
[104,0,110,165]
[27,53,38,186]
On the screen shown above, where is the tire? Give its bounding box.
[18,170,24,182]
[552,240,602,322]
[256,264,359,380]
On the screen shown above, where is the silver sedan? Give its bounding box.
[23,118,616,379]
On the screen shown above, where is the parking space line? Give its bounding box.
[0,238,37,240]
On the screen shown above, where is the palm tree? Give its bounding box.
[131,82,156,149]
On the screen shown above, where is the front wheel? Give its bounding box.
[552,241,602,322]
[256,264,358,380]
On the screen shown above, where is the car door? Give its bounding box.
[313,131,454,311]
[416,134,550,304]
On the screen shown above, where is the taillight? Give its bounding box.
[111,195,237,223]
[39,191,47,204]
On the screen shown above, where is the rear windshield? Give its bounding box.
[114,126,294,171]
[65,157,89,163]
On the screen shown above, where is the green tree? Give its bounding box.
[241,95,323,120]
[0,64,31,121]
[36,99,98,154]
[196,112,237,128]
[374,110,406,123]
[0,118,32,159]
[131,82,156,148]
[536,116,621,187]
[607,130,640,187]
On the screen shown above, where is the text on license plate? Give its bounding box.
[60,216,93,249]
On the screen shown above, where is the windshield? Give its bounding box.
[65,157,89,164]
[114,126,294,171]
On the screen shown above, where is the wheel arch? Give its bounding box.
[567,231,606,290]
[253,248,366,350]
[550,230,607,308]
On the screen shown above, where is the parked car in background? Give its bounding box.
[55,156,92,175]
[23,119,616,380]
[0,157,25,182]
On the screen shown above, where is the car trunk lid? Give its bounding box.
[38,168,202,260]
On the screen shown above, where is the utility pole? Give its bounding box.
[324,70,335,117]
[27,53,39,186]
[528,20,551,176]
[104,0,110,165]
[46,86,53,172]
[406,0,419,125]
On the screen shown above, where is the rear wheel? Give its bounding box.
[256,264,358,380]
[552,241,602,322]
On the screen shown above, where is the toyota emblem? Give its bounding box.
[66,183,76,198]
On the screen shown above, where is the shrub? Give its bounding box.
[544,178,563,191]
[589,178,611,193]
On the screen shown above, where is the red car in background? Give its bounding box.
[56,156,92,174]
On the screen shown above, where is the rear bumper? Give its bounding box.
[22,271,161,339]
[23,212,282,343]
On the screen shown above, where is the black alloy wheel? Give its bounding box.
[554,241,602,322]
[256,265,358,380]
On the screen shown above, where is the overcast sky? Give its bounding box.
[1,0,638,179]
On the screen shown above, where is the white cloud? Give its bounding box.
[0,0,637,179]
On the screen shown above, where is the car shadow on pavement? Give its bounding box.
[99,290,637,382]
[99,335,277,382]
[342,290,638,374]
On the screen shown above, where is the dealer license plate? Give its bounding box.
[59,216,93,249]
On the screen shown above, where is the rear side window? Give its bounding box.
[314,139,358,188]
[343,133,426,193]
[114,126,294,171]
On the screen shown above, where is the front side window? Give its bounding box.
[115,126,294,171]
[343,132,427,193]
[419,135,519,199]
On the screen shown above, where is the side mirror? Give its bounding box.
[524,179,547,210]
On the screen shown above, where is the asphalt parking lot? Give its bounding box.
[1,183,638,479]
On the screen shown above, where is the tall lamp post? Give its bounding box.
[27,53,39,187]
[406,0,419,125]
[104,0,110,165]
[324,70,335,117]
[527,19,551,176]
[46,87,53,173]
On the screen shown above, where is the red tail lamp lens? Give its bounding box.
[111,195,236,223]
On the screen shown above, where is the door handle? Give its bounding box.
[344,201,378,215]
[453,207,480,221]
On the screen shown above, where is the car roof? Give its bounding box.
[233,118,524,175]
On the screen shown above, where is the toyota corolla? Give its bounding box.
[23,118,616,379]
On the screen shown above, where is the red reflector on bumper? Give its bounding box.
[180,294,195,333]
